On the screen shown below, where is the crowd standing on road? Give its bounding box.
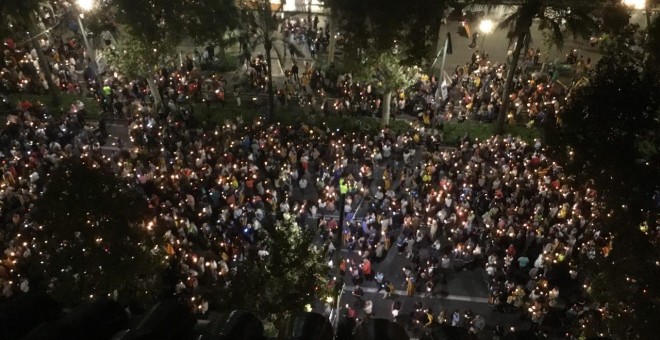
[4,86,657,338]
[1,4,648,339]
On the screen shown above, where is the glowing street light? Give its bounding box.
[478,19,495,53]
[623,0,646,10]
[479,19,495,35]
[76,0,96,12]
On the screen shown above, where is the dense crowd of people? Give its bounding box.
[4,85,657,337]
[341,131,612,334]
[0,100,100,298]
[241,44,576,136]
[2,4,657,340]
[1,2,117,98]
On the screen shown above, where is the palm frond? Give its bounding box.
[539,17,564,48]
[563,11,596,41]
[468,1,522,13]
[498,12,522,43]
[498,11,520,31]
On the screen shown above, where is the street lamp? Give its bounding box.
[478,19,495,54]
[75,0,102,94]
[623,0,645,10]
[76,0,95,12]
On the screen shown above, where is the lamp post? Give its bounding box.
[478,19,494,55]
[75,0,102,95]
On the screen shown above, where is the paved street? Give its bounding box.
[332,212,532,337]
[287,145,536,336]
[87,118,133,156]
[338,290,525,338]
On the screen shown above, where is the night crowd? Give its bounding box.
[3,85,654,338]
[0,1,118,99]
[2,5,654,340]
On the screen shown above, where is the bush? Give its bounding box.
[2,92,102,118]
[442,120,540,146]
[200,54,240,73]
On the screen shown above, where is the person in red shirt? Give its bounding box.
[361,258,372,280]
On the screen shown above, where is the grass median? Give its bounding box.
[191,102,540,145]
[3,92,101,119]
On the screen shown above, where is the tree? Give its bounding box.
[114,0,240,57]
[546,24,660,339]
[487,0,601,134]
[110,0,193,108]
[110,0,240,108]
[0,0,60,105]
[239,0,304,122]
[105,31,176,108]
[113,0,188,44]
[240,0,279,123]
[214,213,329,336]
[29,159,164,307]
[326,0,447,65]
[547,24,659,212]
[355,52,419,126]
[184,0,240,56]
[325,0,444,126]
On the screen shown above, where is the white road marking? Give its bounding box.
[344,285,490,304]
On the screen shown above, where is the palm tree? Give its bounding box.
[490,0,600,134]
[1,0,60,105]
[240,0,304,122]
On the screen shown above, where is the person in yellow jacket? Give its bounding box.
[383,169,391,190]
[339,177,348,196]
[422,110,432,126]
[422,172,432,183]
[424,309,434,327]
[406,276,415,296]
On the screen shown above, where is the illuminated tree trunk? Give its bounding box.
[496,31,525,134]
[327,13,336,63]
[29,14,60,106]
[382,90,392,127]
[145,76,162,108]
[265,39,275,122]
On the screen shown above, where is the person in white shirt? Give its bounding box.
[101,30,113,46]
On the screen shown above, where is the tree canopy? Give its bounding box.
[213,213,329,333]
[354,51,420,126]
[326,0,448,65]
[487,0,603,134]
[112,0,238,47]
[29,159,164,307]
[325,0,432,126]
[547,24,659,210]
[546,21,660,339]
[105,30,176,79]
[0,0,61,105]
